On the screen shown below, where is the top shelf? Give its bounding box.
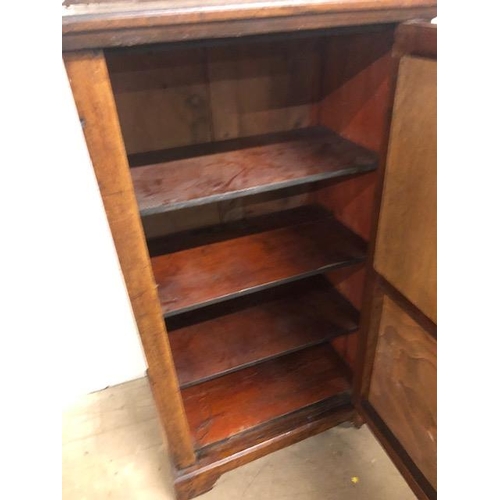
[131,127,377,216]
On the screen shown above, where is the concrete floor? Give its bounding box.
[62,377,416,500]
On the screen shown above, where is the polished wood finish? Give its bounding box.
[151,206,367,316]
[369,294,436,489]
[132,127,377,215]
[63,51,195,469]
[374,55,437,323]
[62,0,437,51]
[175,403,355,500]
[168,276,359,387]
[181,343,351,448]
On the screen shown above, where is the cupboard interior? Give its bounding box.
[105,25,395,452]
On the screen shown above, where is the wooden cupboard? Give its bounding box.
[62,3,437,498]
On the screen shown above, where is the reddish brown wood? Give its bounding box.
[150,206,367,316]
[344,29,402,403]
[168,276,359,387]
[131,127,377,215]
[147,204,331,255]
[175,402,355,500]
[62,0,437,51]
[316,27,395,241]
[181,343,351,448]
[313,28,397,372]
[323,263,365,368]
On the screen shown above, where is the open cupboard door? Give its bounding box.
[353,21,437,500]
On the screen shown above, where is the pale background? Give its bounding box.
[61,61,146,408]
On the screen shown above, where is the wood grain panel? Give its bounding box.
[207,40,320,141]
[107,49,212,154]
[150,206,367,316]
[182,343,351,448]
[63,51,196,468]
[316,27,395,241]
[131,127,377,215]
[369,294,436,489]
[374,56,436,323]
[168,276,359,387]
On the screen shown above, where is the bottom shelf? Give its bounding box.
[181,343,352,449]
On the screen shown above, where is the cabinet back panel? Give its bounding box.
[107,39,321,155]
[107,48,213,154]
[315,26,396,368]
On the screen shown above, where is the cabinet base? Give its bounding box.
[172,402,356,500]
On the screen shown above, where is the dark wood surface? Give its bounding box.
[62,0,437,51]
[108,39,321,155]
[150,206,367,316]
[369,293,437,489]
[147,204,333,256]
[63,51,196,469]
[181,343,351,448]
[168,276,359,387]
[131,127,377,215]
[175,403,355,500]
[107,46,213,155]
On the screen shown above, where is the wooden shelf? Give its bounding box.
[168,276,359,388]
[131,127,377,216]
[181,343,351,449]
[150,206,367,316]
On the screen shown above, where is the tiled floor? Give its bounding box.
[62,377,416,500]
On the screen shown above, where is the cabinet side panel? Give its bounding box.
[106,38,321,155]
[373,56,437,323]
[316,27,396,369]
[64,51,196,469]
[369,293,437,489]
[316,27,395,240]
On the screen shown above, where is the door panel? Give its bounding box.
[373,56,437,323]
[369,293,437,489]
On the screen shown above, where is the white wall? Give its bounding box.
[60,61,147,407]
